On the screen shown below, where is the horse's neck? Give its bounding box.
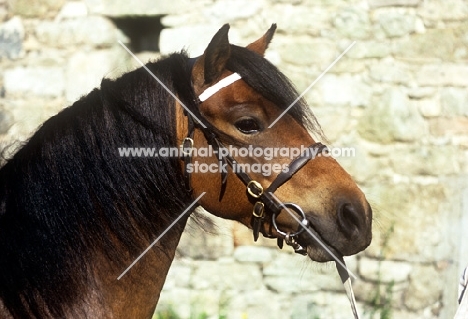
[85,217,188,319]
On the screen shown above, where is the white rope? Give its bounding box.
[336,256,360,319]
[199,73,242,102]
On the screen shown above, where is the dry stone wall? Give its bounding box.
[1,0,468,318]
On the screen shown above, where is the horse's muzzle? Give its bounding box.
[300,200,373,262]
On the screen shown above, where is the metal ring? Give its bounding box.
[181,137,194,156]
[271,202,308,238]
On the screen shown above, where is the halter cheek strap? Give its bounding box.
[183,63,360,319]
[182,69,328,254]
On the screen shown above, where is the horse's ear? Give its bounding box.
[203,24,231,85]
[246,24,277,56]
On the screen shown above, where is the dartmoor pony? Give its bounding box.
[0,24,372,318]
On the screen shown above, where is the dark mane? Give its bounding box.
[0,44,322,318]
[0,53,196,318]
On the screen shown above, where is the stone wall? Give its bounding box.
[1,0,467,318]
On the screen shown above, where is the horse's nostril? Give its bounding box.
[337,203,362,239]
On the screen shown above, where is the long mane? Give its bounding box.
[0,46,321,318]
[0,53,195,318]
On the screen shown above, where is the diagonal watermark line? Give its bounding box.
[117,192,206,280]
[118,40,207,128]
[336,255,360,319]
[268,41,357,128]
[268,192,358,280]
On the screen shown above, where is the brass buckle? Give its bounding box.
[252,201,265,218]
[247,180,263,198]
[181,137,194,156]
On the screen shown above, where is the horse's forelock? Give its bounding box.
[226,45,324,138]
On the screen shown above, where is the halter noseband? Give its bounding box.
[182,67,326,254]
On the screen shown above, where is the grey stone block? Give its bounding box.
[0,17,24,59]
[4,66,64,97]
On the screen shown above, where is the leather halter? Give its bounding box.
[182,63,327,254]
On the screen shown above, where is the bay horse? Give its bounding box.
[0,24,372,318]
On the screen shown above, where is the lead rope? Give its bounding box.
[455,265,468,319]
[336,256,360,319]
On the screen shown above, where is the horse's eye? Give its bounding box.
[234,118,261,134]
